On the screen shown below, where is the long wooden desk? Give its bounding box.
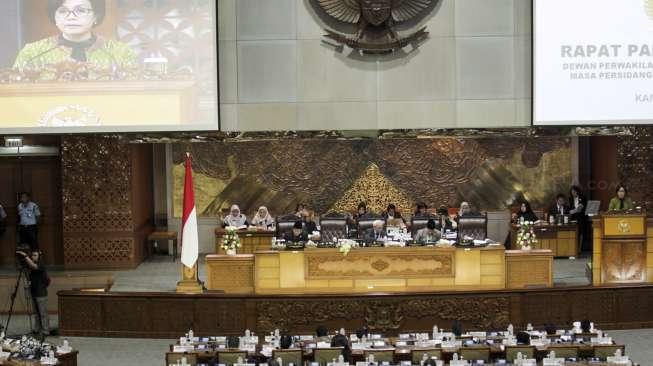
[214,229,274,255]
[510,223,578,257]
[204,245,558,294]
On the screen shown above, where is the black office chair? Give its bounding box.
[276,214,300,238]
[458,214,488,241]
[320,212,348,242]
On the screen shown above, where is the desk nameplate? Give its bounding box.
[305,248,455,280]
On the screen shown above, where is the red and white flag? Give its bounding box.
[180,153,199,268]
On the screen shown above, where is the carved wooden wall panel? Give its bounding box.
[61,137,153,269]
[172,137,572,218]
[58,285,653,338]
[617,127,653,210]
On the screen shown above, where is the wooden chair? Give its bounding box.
[217,350,248,366]
[166,352,198,366]
[505,345,536,362]
[410,348,443,364]
[313,347,344,365]
[593,344,626,360]
[273,349,304,366]
[459,346,490,362]
[363,349,394,363]
[547,345,579,359]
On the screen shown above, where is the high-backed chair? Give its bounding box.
[593,345,625,360]
[357,215,384,239]
[505,345,536,362]
[411,215,435,237]
[458,214,488,241]
[217,350,248,366]
[314,347,344,365]
[276,214,300,238]
[363,349,394,363]
[273,349,304,366]
[459,346,490,362]
[411,348,443,364]
[320,212,348,242]
[547,345,579,359]
[166,352,198,366]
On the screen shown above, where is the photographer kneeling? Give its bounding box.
[16,249,50,338]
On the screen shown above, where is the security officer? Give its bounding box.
[17,192,40,250]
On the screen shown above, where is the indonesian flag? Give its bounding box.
[180,153,199,268]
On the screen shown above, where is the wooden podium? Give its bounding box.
[592,212,651,285]
[0,80,197,130]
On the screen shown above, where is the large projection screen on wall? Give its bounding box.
[0,0,218,133]
[534,0,653,125]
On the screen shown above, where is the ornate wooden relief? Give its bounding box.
[315,0,437,53]
[172,138,572,218]
[305,250,454,279]
[617,127,653,210]
[255,296,509,333]
[602,240,646,283]
[62,137,133,232]
[115,0,217,99]
[63,237,134,265]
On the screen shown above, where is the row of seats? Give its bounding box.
[167,344,625,366]
[275,214,488,242]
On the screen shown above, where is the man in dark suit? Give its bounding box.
[549,194,570,218]
[284,221,308,242]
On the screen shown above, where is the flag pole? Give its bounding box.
[176,152,204,293]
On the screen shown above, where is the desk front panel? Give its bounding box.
[215,230,274,255]
[254,246,505,294]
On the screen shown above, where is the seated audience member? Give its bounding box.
[365,220,386,242]
[451,320,463,337]
[548,194,570,217]
[227,335,240,348]
[354,202,369,222]
[569,185,586,220]
[414,202,429,217]
[437,206,455,231]
[516,331,531,345]
[424,359,438,366]
[458,201,472,217]
[608,184,634,211]
[383,203,406,225]
[284,221,308,243]
[316,325,329,341]
[580,319,592,333]
[545,324,557,335]
[222,204,248,228]
[295,203,306,218]
[515,200,539,223]
[280,335,293,349]
[251,206,274,230]
[299,209,318,234]
[414,219,441,244]
[330,333,352,364]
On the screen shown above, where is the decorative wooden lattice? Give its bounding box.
[61,136,133,233]
[115,0,217,98]
[63,237,134,264]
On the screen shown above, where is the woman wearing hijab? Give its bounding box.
[251,206,274,231]
[222,204,248,229]
[515,200,539,223]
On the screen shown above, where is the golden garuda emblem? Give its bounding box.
[316,0,437,53]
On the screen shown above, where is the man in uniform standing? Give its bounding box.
[17,192,40,250]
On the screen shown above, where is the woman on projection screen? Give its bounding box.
[13,0,137,77]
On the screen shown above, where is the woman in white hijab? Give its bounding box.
[222,204,248,228]
[251,206,274,230]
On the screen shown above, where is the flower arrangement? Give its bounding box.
[337,239,358,256]
[516,221,537,250]
[221,226,242,254]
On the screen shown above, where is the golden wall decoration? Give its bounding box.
[171,137,572,218]
[330,163,414,215]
